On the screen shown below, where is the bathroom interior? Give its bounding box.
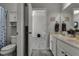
[0,3,79,56]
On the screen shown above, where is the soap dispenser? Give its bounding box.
[62,21,66,31]
[55,21,59,33]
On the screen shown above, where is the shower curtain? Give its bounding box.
[0,7,7,48]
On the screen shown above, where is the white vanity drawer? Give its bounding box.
[57,39,79,56]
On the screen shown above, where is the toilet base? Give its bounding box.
[3,53,14,56]
[0,50,16,56]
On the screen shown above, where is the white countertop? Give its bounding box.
[51,33,79,49]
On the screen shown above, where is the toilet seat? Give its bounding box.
[1,44,16,51]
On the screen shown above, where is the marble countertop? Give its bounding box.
[50,33,79,49]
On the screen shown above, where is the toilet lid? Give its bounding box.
[1,44,16,51]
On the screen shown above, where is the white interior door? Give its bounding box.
[32,10,48,49]
[28,7,48,55]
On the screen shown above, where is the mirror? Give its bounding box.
[74,21,78,28]
[73,9,79,29]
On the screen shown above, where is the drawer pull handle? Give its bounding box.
[65,54,68,56]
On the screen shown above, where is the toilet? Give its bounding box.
[0,36,17,56]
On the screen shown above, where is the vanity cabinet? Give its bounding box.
[56,38,79,56]
[57,48,71,56]
[57,48,66,56]
[57,40,72,56]
[50,35,79,56]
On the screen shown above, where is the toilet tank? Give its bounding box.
[11,36,17,44]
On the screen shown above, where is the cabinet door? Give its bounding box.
[50,36,57,56]
[57,39,79,56]
[57,48,65,56]
[57,48,72,56]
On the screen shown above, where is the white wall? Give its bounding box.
[61,11,73,30]
[32,3,73,33]
[62,3,72,10]
[32,3,61,33]
[0,3,17,11]
[24,5,28,26]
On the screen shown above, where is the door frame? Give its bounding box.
[17,3,25,56]
[17,3,32,56]
[27,3,32,56]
